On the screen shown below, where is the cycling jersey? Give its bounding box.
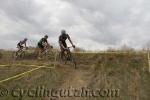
[17,40,26,48]
[18,40,26,46]
[59,34,69,48]
[38,38,48,49]
[38,38,48,45]
[59,34,69,42]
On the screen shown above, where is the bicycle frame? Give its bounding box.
[40,45,54,60]
[13,47,27,60]
[61,46,77,69]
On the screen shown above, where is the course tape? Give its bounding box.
[0,64,55,69]
[0,65,55,84]
[0,51,149,83]
[53,50,59,69]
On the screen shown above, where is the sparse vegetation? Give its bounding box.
[0,50,150,100]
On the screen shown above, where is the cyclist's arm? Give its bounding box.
[43,39,49,48]
[47,42,53,48]
[24,42,27,48]
[45,41,48,45]
[46,40,49,47]
[68,35,74,47]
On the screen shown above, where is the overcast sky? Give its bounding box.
[0,0,150,50]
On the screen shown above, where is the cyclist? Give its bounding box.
[37,35,52,59]
[59,30,75,59]
[17,38,28,53]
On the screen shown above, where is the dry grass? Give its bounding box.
[0,50,150,100]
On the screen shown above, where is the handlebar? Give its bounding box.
[68,46,75,49]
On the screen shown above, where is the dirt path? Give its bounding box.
[59,64,91,100]
[44,59,93,100]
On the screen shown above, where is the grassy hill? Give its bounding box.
[0,50,150,100]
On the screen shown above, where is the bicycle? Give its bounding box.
[34,45,54,60]
[59,46,77,69]
[12,47,27,60]
[42,46,54,60]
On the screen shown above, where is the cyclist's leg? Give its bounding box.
[64,42,72,60]
[16,44,23,54]
[37,43,44,59]
[60,42,67,60]
[63,42,67,49]
[38,48,43,59]
[60,46,64,60]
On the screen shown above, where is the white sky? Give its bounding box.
[0,0,150,50]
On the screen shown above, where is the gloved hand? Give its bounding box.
[72,45,75,48]
[50,46,53,49]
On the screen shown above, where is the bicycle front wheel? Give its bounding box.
[68,53,77,69]
[20,51,25,59]
[12,51,18,60]
[71,56,77,69]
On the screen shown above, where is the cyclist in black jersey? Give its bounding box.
[38,35,48,49]
[37,35,52,59]
[59,30,75,59]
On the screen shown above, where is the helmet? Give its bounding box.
[44,35,48,38]
[24,38,28,41]
[61,29,66,35]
